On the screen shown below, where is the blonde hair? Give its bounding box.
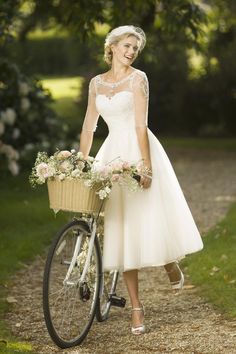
[104,25,146,66]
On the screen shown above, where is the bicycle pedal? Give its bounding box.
[109,294,126,308]
[79,282,91,302]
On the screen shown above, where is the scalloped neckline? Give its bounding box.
[98,69,137,87]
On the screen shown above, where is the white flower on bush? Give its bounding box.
[19,82,30,96]
[24,143,34,151]
[1,108,16,125]
[0,144,19,160]
[12,128,20,139]
[21,98,31,112]
[56,150,72,160]
[59,160,73,173]
[0,121,5,135]
[36,163,55,180]
[8,160,19,176]
[0,143,20,176]
[41,141,50,149]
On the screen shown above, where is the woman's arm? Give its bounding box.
[133,72,152,188]
[79,77,99,158]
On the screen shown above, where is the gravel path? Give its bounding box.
[5,148,236,354]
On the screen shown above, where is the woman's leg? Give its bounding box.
[123,269,144,327]
[164,262,183,283]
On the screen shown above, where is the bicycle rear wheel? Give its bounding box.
[43,219,102,348]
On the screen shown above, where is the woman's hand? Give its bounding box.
[140,166,152,189]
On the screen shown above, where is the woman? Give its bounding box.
[79,25,203,335]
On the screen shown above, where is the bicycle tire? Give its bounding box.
[96,270,119,322]
[43,219,102,348]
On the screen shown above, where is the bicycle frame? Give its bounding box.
[63,217,97,287]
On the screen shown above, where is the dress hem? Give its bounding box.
[102,247,203,273]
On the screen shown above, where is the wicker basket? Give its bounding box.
[47,178,105,213]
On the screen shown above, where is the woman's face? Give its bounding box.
[111,35,139,66]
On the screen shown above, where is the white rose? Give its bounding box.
[8,160,20,176]
[21,98,30,112]
[71,169,81,178]
[0,121,5,135]
[36,163,55,179]
[19,82,30,96]
[71,149,76,153]
[59,160,73,172]
[1,108,16,125]
[58,173,66,181]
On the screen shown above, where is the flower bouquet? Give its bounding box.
[29,149,145,214]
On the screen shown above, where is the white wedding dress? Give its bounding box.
[82,68,203,272]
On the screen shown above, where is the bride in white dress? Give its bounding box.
[79,25,203,335]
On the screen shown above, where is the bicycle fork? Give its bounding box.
[63,219,97,287]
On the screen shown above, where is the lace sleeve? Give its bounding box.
[133,72,149,128]
[82,77,99,133]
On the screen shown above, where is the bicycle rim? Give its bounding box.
[43,219,102,348]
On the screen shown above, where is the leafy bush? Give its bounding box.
[0,59,65,174]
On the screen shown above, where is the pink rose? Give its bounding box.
[56,150,72,160]
[111,173,120,182]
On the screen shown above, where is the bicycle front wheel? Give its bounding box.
[43,219,102,348]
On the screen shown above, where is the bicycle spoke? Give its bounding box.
[43,220,101,347]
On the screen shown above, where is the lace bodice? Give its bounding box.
[82,69,149,133]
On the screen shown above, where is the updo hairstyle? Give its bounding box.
[104,25,146,66]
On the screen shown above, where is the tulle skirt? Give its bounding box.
[95,128,203,272]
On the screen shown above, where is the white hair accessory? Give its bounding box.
[105,25,146,52]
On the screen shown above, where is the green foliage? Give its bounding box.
[183,202,236,317]
[0,59,66,173]
[0,0,20,49]
[0,172,67,348]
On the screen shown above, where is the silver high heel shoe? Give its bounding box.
[131,306,145,335]
[167,263,184,290]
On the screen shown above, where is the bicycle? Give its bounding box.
[43,198,126,348]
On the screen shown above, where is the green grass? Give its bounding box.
[40,76,84,133]
[0,172,68,353]
[183,202,236,317]
[41,76,83,99]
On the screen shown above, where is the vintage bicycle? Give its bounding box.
[43,178,127,348]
